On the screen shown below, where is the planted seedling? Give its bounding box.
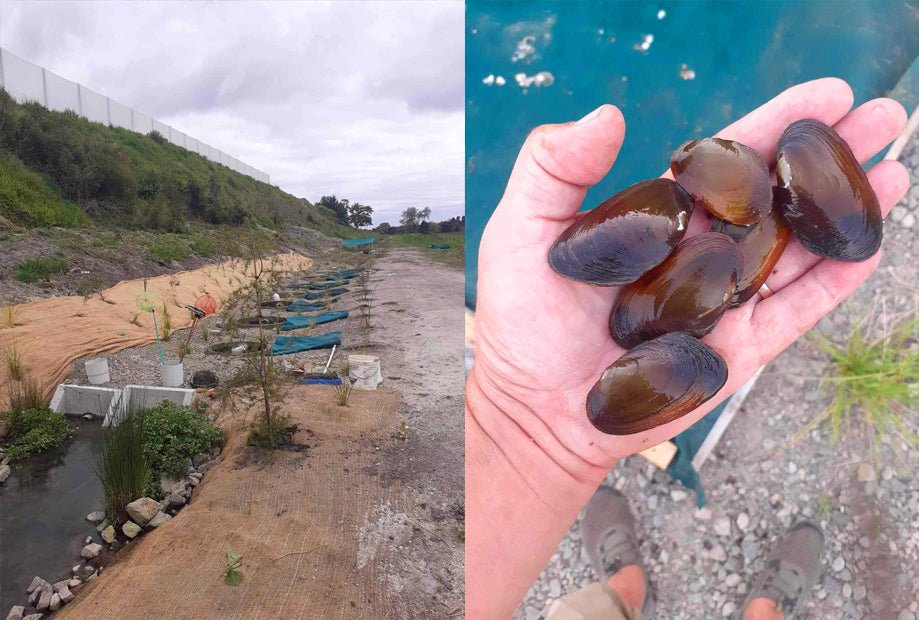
[224,548,243,586]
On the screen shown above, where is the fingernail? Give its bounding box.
[576,105,605,125]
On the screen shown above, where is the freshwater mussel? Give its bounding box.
[776,119,882,261]
[587,332,728,435]
[671,138,772,225]
[548,179,694,286]
[609,233,738,348]
[710,194,791,307]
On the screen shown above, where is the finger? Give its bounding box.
[498,104,626,225]
[680,77,856,237]
[751,251,882,365]
[764,159,910,293]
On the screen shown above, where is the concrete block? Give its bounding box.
[50,384,121,420]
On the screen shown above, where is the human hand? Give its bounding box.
[470,78,909,473]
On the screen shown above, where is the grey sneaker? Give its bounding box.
[581,487,655,618]
[742,521,825,619]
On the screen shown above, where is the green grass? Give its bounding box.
[799,318,919,446]
[14,255,68,283]
[0,152,89,228]
[94,410,150,517]
[146,236,190,263]
[384,231,465,267]
[0,88,354,238]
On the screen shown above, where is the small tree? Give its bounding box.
[347,202,373,228]
[318,195,350,225]
[400,207,419,231]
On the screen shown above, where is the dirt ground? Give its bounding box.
[54,246,464,618]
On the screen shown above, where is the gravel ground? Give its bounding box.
[517,133,919,619]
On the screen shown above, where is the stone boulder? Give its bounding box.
[147,512,172,528]
[122,521,141,539]
[85,511,105,524]
[125,497,160,526]
[23,614,44,620]
[166,491,187,508]
[101,525,116,544]
[0,464,10,484]
[58,585,74,604]
[49,593,61,611]
[5,605,24,620]
[81,543,102,559]
[26,577,50,594]
[36,589,53,611]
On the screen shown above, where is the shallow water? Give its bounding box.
[466,0,919,306]
[0,418,105,610]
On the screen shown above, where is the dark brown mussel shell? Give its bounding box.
[670,138,772,225]
[710,195,790,307]
[609,233,738,348]
[587,332,728,435]
[775,119,882,261]
[548,179,694,286]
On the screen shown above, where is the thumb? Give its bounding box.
[497,104,626,227]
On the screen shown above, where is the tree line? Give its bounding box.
[317,195,464,235]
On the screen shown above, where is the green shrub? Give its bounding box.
[190,236,217,257]
[146,236,189,263]
[94,410,149,517]
[14,255,68,283]
[142,401,223,488]
[4,407,73,461]
[0,152,89,227]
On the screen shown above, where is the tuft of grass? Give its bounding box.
[799,318,919,446]
[94,410,150,517]
[3,345,24,381]
[334,380,353,407]
[2,305,19,328]
[7,376,46,413]
[146,237,190,263]
[177,341,193,361]
[247,412,294,449]
[161,302,173,341]
[224,548,243,586]
[14,255,68,283]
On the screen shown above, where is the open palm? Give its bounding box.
[472,78,909,466]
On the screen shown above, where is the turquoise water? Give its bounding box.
[466,0,919,306]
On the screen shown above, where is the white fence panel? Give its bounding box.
[1,49,44,103]
[168,127,186,148]
[0,47,268,183]
[133,110,153,134]
[152,119,170,138]
[108,99,132,129]
[80,86,108,124]
[44,70,80,113]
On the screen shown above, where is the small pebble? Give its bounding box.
[736,513,750,532]
[832,556,845,572]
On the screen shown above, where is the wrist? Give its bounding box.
[466,367,616,618]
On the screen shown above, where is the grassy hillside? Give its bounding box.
[0,88,350,238]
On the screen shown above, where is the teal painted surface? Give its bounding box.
[341,237,375,247]
[466,0,919,306]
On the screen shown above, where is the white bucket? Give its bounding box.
[161,360,184,387]
[85,358,110,385]
[348,354,382,390]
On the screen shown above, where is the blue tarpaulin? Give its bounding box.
[341,238,375,247]
[270,332,341,356]
[308,281,348,291]
[281,311,349,331]
[324,268,361,280]
[287,300,325,312]
[300,376,343,385]
[430,244,451,249]
[304,288,347,299]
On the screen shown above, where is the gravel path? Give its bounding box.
[517,132,919,620]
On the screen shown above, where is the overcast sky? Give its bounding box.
[0,1,464,225]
